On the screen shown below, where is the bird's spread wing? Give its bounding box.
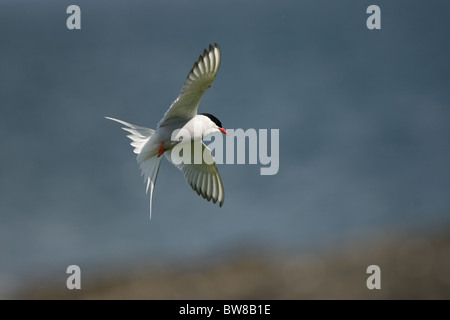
[165,141,224,207]
[157,44,221,127]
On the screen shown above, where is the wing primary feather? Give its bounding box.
[211,175,218,204]
[196,173,203,195]
[201,174,208,198]
[206,173,213,201]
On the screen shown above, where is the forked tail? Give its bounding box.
[105,116,161,219]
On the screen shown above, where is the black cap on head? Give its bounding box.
[200,113,222,128]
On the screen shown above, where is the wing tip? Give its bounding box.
[189,179,224,207]
[188,43,221,75]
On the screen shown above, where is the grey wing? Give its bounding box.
[165,141,225,207]
[157,44,221,127]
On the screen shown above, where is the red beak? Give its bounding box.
[219,128,230,136]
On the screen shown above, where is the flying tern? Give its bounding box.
[106,43,228,218]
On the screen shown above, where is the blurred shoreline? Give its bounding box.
[16,226,450,299]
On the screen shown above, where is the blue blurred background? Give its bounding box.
[1,0,449,298]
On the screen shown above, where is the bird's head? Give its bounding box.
[200,113,230,137]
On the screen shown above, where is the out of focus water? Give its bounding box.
[1,1,449,297]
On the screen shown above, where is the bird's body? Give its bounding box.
[106,44,228,218]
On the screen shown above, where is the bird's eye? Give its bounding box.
[179,136,183,142]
